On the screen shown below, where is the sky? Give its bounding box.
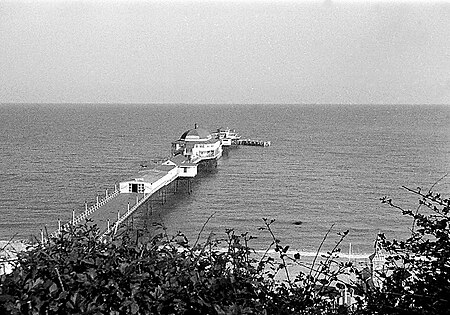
[0,0,449,105]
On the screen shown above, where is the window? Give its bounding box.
[130,183,145,193]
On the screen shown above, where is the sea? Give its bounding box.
[1,103,449,255]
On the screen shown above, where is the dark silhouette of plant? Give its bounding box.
[0,218,352,314]
[361,181,450,315]
[3,181,450,314]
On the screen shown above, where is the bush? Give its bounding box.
[362,185,450,315]
[3,184,448,314]
[0,219,348,315]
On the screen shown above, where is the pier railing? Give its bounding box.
[73,189,120,226]
[99,192,152,240]
[48,187,120,239]
[237,139,271,147]
[101,171,179,240]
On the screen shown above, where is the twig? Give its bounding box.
[403,173,448,233]
[263,219,293,287]
[427,173,448,193]
[310,223,334,280]
[55,267,65,292]
[192,212,215,249]
[0,233,19,253]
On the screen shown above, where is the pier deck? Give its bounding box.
[237,139,271,147]
[48,126,270,241]
[84,193,144,234]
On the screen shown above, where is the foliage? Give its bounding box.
[361,184,450,315]
[3,183,448,314]
[0,219,350,315]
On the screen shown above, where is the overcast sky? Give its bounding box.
[1,0,449,105]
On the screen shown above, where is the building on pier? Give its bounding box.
[213,127,241,146]
[118,165,178,194]
[163,154,197,177]
[171,124,222,163]
[119,156,197,194]
[47,125,270,240]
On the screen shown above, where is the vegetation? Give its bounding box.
[0,183,449,314]
[363,185,450,315]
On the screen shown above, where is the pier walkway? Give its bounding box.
[49,159,194,240]
[237,139,271,147]
[47,126,270,241]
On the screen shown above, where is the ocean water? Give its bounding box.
[1,103,449,254]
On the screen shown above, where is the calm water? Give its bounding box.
[1,104,449,253]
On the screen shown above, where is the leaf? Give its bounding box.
[32,278,44,289]
[87,268,97,280]
[130,301,139,314]
[49,282,58,294]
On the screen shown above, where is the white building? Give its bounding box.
[171,125,222,163]
[119,154,198,194]
[119,165,179,194]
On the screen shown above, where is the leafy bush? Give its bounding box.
[3,184,448,314]
[361,185,450,315]
[0,219,348,315]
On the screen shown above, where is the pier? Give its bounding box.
[237,139,271,147]
[47,125,270,241]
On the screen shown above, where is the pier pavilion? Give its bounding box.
[171,124,222,163]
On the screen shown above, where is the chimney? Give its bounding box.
[194,123,198,129]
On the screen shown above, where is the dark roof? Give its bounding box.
[168,155,196,167]
[179,128,211,140]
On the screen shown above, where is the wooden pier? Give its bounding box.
[237,139,271,147]
[46,126,270,242]
[49,161,194,240]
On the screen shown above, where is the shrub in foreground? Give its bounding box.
[1,184,449,314]
[0,220,347,314]
[362,185,450,315]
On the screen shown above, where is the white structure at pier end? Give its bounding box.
[171,124,222,163]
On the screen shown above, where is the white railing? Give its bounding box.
[101,171,179,240]
[73,189,120,226]
[49,187,120,239]
[100,192,152,239]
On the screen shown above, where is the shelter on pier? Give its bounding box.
[163,154,197,177]
[118,164,178,194]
